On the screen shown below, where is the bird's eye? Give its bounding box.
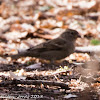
[70,32,74,35]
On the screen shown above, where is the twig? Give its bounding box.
[75,46,100,53]
[0,80,70,89]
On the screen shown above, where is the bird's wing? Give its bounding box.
[27,38,66,52]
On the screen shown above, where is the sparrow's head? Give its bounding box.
[60,29,81,41]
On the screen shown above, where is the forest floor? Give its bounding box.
[0,0,100,99]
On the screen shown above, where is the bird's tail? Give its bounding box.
[9,51,29,59]
[0,50,39,59]
[9,54,22,59]
[0,51,27,59]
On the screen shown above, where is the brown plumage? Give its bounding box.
[10,29,80,61]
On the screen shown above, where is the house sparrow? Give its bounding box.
[9,29,81,61]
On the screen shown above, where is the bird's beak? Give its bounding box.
[77,34,81,38]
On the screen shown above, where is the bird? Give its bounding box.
[9,29,81,62]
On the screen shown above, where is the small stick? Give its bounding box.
[0,79,70,90]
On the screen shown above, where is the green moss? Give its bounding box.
[90,39,100,45]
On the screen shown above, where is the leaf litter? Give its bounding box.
[0,0,99,99]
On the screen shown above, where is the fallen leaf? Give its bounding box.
[26,63,41,69]
[9,71,26,80]
[64,94,77,99]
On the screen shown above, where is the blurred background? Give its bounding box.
[0,1,100,99]
[0,0,99,62]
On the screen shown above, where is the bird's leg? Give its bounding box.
[50,60,56,66]
[50,59,62,67]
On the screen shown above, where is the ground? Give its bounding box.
[0,0,100,100]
